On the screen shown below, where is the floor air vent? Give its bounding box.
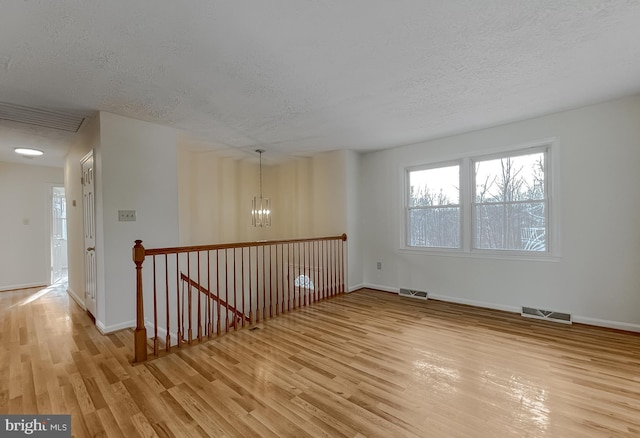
[521,306,572,324]
[399,288,428,300]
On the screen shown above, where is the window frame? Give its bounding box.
[401,138,559,260]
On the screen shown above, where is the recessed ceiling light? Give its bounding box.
[14,147,44,157]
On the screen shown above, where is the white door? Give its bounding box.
[81,152,97,317]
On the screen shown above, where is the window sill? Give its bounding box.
[398,247,561,262]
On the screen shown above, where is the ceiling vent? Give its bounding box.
[0,102,85,132]
[399,288,428,300]
[521,306,572,324]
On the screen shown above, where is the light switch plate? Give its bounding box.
[118,210,136,221]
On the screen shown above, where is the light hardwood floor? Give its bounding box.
[1,283,639,437]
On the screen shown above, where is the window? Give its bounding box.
[405,142,552,255]
[407,163,460,248]
[473,150,547,251]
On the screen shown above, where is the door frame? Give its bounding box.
[81,150,98,318]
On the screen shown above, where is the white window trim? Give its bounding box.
[400,137,560,261]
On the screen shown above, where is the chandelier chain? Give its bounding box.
[259,150,263,198]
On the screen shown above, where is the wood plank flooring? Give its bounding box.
[1,283,639,437]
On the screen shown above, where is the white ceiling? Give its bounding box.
[1,1,640,167]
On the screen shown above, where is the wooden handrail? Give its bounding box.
[145,233,347,256]
[180,272,249,322]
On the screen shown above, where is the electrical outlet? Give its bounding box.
[118,210,136,221]
[376,261,382,270]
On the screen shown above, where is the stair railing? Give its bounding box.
[133,234,347,362]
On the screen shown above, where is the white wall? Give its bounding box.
[273,157,312,239]
[177,144,192,245]
[178,148,361,289]
[344,150,362,289]
[181,149,354,239]
[96,112,180,331]
[0,161,63,290]
[181,151,262,244]
[179,151,346,244]
[64,116,99,305]
[309,150,362,290]
[360,95,640,330]
[311,151,347,236]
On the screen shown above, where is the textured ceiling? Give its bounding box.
[1,1,640,167]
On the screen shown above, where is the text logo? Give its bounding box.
[1,415,71,437]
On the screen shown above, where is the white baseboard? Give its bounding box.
[66,287,85,310]
[348,283,366,293]
[359,283,399,294]
[572,316,640,333]
[144,318,180,346]
[96,319,135,334]
[361,283,640,333]
[0,282,47,292]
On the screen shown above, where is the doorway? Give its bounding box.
[51,185,68,285]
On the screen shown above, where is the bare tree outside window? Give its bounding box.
[407,164,460,248]
[405,146,550,254]
[473,151,546,251]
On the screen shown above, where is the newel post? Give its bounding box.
[133,240,147,362]
[341,234,347,293]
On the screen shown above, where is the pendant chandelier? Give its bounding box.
[251,149,271,227]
